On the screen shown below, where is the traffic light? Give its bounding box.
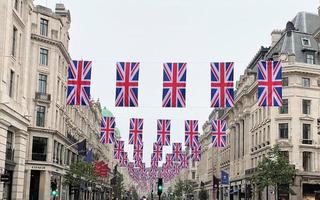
[51,179,58,198]
[157,178,163,196]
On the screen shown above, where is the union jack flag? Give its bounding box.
[174,163,180,174]
[258,61,282,107]
[211,120,227,148]
[153,143,163,161]
[128,118,143,146]
[172,143,182,161]
[67,60,92,105]
[157,119,171,146]
[100,117,115,144]
[180,153,188,168]
[114,140,124,160]
[191,144,201,161]
[135,160,143,168]
[115,62,140,107]
[151,153,159,167]
[162,63,187,107]
[133,143,143,161]
[185,120,199,149]
[120,152,128,167]
[166,154,173,167]
[211,62,234,108]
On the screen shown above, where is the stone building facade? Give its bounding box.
[206,11,320,200]
[0,1,118,199]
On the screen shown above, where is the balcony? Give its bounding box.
[32,153,47,161]
[302,139,313,145]
[35,92,51,102]
[5,148,14,161]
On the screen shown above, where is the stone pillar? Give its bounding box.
[23,169,31,200]
[0,120,9,200]
[11,130,28,200]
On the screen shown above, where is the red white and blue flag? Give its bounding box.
[67,60,92,105]
[185,120,199,149]
[151,153,159,167]
[180,153,188,168]
[162,63,187,107]
[129,118,143,146]
[133,143,143,161]
[258,61,282,107]
[166,154,173,167]
[153,143,163,161]
[172,143,182,161]
[157,119,171,146]
[191,144,201,161]
[120,152,128,167]
[114,140,124,160]
[115,62,140,107]
[211,120,227,148]
[100,117,115,144]
[211,62,234,108]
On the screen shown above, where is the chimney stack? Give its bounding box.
[271,29,282,47]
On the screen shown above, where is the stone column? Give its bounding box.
[11,130,28,200]
[0,120,9,200]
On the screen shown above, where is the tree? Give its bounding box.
[251,145,296,199]
[112,172,124,199]
[183,180,194,198]
[173,179,184,200]
[198,187,208,200]
[131,187,139,200]
[64,160,97,186]
[167,186,174,200]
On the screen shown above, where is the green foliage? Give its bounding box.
[183,180,194,195]
[251,145,296,195]
[63,160,97,186]
[112,173,124,199]
[198,188,209,200]
[173,179,184,199]
[131,187,139,200]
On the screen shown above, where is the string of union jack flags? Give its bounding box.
[66,59,283,184]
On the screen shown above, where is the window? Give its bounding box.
[302,78,310,87]
[302,152,312,171]
[39,48,48,66]
[12,27,17,56]
[38,74,47,94]
[9,70,15,98]
[279,123,288,139]
[32,137,47,161]
[40,18,48,36]
[302,99,311,115]
[282,77,288,87]
[302,124,312,144]
[302,38,311,46]
[6,131,14,161]
[36,105,46,127]
[192,171,196,180]
[279,99,288,114]
[306,53,315,64]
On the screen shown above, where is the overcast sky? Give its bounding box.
[36,0,318,167]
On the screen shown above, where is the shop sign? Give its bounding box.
[1,174,10,182]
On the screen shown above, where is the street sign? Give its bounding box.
[1,174,10,182]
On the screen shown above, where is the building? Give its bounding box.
[0,1,118,199]
[207,10,320,200]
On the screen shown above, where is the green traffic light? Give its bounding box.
[158,185,162,191]
[51,190,58,197]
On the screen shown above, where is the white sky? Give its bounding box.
[35,0,318,167]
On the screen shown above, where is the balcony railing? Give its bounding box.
[5,148,14,161]
[32,153,47,161]
[302,139,313,145]
[35,92,51,101]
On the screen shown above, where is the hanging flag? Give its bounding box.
[191,144,201,161]
[211,120,227,148]
[172,143,182,161]
[180,153,188,168]
[115,62,140,107]
[153,143,163,161]
[114,140,124,160]
[84,149,93,163]
[258,60,282,106]
[94,161,104,176]
[133,143,143,161]
[67,60,92,106]
[120,152,128,167]
[100,162,109,177]
[211,62,234,108]
[157,119,171,146]
[185,120,199,149]
[166,154,173,167]
[100,116,115,144]
[221,170,229,185]
[77,139,87,156]
[128,118,143,146]
[162,63,187,107]
[151,154,159,168]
